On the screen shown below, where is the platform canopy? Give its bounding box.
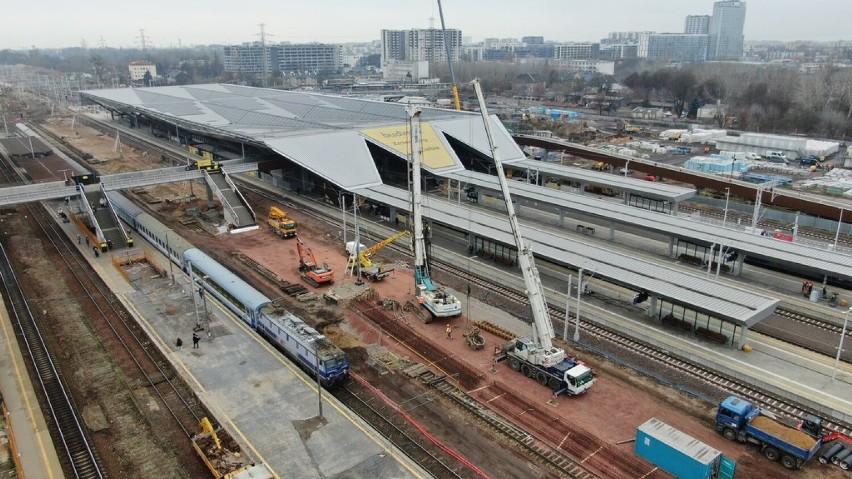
[81,84,525,190]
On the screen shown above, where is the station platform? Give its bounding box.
[448,245,852,428]
[55,205,430,479]
[0,295,65,479]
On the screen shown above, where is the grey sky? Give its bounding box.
[3,0,849,50]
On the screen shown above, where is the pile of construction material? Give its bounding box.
[796,168,852,196]
[677,129,727,144]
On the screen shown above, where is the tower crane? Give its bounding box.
[407,104,462,320]
[471,79,594,396]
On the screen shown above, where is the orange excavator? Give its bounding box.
[296,236,334,287]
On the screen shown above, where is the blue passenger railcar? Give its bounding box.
[182,248,270,327]
[108,192,195,266]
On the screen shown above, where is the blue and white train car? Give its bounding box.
[108,192,195,266]
[108,191,349,387]
[256,304,349,387]
[183,248,270,327]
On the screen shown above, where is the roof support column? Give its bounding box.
[736,325,749,350]
[667,236,674,257]
[579,181,587,194]
[558,209,565,227]
[647,296,658,318]
[623,191,630,205]
[671,201,679,215]
[734,254,745,276]
[609,221,615,241]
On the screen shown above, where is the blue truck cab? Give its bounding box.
[716,395,822,470]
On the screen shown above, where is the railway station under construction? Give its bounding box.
[69,85,848,339]
[2,83,852,478]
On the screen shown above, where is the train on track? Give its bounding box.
[107,192,350,388]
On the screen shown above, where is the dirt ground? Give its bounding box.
[32,113,851,479]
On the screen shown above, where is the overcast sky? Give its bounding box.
[3,0,850,50]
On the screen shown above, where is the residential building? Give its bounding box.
[600,44,638,59]
[602,31,653,45]
[708,1,746,60]
[279,43,342,73]
[521,36,544,45]
[128,61,157,82]
[553,42,599,60]
[380,28,462,64]
[684,15,710,34]
[638,33,708,63]
[223,42,342,76]
[223,43,275,75]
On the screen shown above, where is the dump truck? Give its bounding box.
[267,206,297,238]
[715,395,822,470]
[192,417,274,479]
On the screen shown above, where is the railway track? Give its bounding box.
[0,144,209,477]
[0,155,106,478]
[335,373,470,479]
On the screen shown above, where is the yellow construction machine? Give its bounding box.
[346,230,410,281]
[267,206,297,238]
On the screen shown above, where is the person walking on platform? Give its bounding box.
[445,324,453,340]
[176,338,183,351]
[77,234,81,245]
[192,332,200,349]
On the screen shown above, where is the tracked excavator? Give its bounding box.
[296,236,334,287]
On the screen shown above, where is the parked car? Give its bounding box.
[800,155,820,166]
[766,151,789,164]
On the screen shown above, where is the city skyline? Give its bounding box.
[2,0,850,50]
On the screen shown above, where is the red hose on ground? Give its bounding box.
[351,372,491,479]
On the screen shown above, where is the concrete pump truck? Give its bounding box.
[471,79,594,396]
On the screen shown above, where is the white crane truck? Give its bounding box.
[471,79,594,396]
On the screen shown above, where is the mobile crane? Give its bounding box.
[346,230,410,281]
[296,236,334,287]
[437,0,461,111]
[472,79,594,396]
[267,206,297,238]
[407,105,462,320]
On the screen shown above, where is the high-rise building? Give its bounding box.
[684,15,710,34]
[708,1,746,60]
[638,33,708,63]
[380,28,462,64]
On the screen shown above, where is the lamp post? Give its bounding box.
[832,307,851,381]
[722,187,730,228]
[574,268,583,342]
